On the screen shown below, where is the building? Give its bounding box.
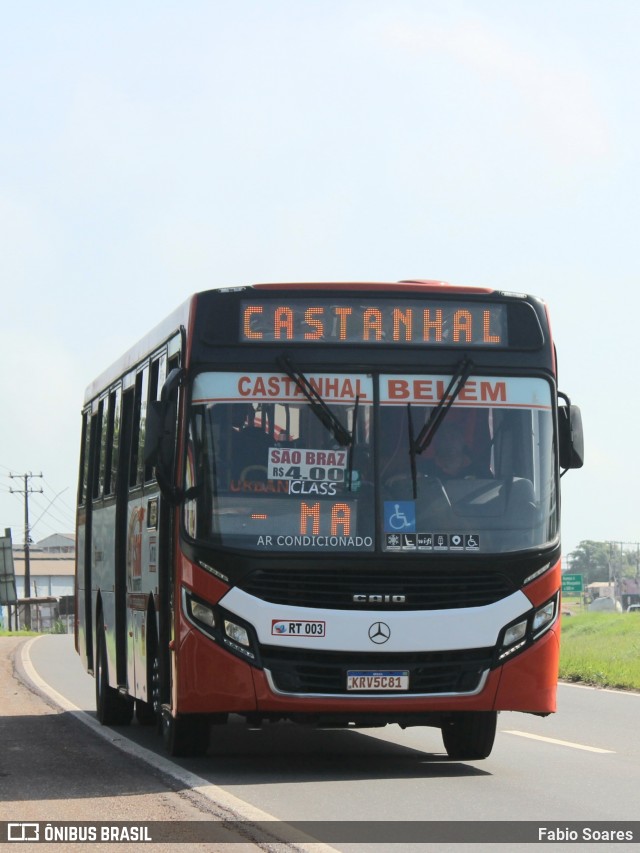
[31,533,75,554]
[1,533,75,631]
[587,581,615,600]
[12,534,75,599]
[619,577,640,610]
[586,578,640,612]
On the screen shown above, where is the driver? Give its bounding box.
[428,427,474,479]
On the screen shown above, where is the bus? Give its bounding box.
[75,280,583,759]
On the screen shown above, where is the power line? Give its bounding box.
[42,477,76,515]
[30,488,74,532]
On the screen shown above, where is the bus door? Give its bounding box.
[125,367,149,700]
[76,409,95,670]
[115,387,134,686]
[126,498,147,699]
[125,357,165,703]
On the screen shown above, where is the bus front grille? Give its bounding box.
[240,567,514,610]
[261,647,493,696]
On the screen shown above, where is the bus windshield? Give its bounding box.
[184,371,557,555]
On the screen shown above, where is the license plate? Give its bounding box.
[346,670,409,691]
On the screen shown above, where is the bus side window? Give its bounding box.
[98,395,111,498]
[93,400,106,501]
[144,355,166,484]
[106,386,122,496]
[78,410,91,507]
[130,367,149,489]
[88,410,101,503]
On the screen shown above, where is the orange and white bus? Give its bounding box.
[76,280,583,759]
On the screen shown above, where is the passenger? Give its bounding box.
[230,404,271,481]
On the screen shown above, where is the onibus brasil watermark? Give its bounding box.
[2,820,639,844]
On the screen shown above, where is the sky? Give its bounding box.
[1,0,638,560]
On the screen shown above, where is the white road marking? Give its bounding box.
[20,636,339,853]
[502,730,615,753]
[560,680,640,697]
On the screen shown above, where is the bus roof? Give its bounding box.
[250,279,496,295]
[82,294,194,405]
[82,280,535,405]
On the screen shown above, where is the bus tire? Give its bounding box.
[95,618,133,726]
[161,710,211,757]
[441,711,497,761]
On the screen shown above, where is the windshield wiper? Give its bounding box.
[277,355,353,447]
[407,402,418,499]
[406,356,474,497]
[347,394,359,491]
[408,356,474,497]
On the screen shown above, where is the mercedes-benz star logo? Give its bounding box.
[368,621,391,644]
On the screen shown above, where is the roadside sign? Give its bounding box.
[562,573,584,594]
[1,530,17,605]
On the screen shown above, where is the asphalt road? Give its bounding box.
[5,634,640,851]
[0,635,294,853]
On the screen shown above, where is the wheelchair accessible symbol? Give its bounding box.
[384,501,416,532]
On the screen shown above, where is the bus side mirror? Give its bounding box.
[145,368,183,498]
[558,395,584,470]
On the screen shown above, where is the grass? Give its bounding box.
[0,629,39,637]
[560,612,640,690]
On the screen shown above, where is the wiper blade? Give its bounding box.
[407,402,418,499]
[346,394,360,490]
[277,355,353,447]
[413,356,474,455]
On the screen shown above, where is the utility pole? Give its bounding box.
[9,472,43,630]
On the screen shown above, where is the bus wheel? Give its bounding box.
[161,710,211,757]
[95,619,133,726]
[441,711,497,761]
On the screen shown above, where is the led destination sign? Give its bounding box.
[240,299,507,346]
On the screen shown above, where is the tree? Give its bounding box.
[568,540,640,584]
[567,541,609,584]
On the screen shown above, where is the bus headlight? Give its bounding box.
[503,620,527,648]
[224,620,250,647]
[497,593,559,663]
[182,588,258,663]
[191,600,216,628]
[532,599,556,635]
